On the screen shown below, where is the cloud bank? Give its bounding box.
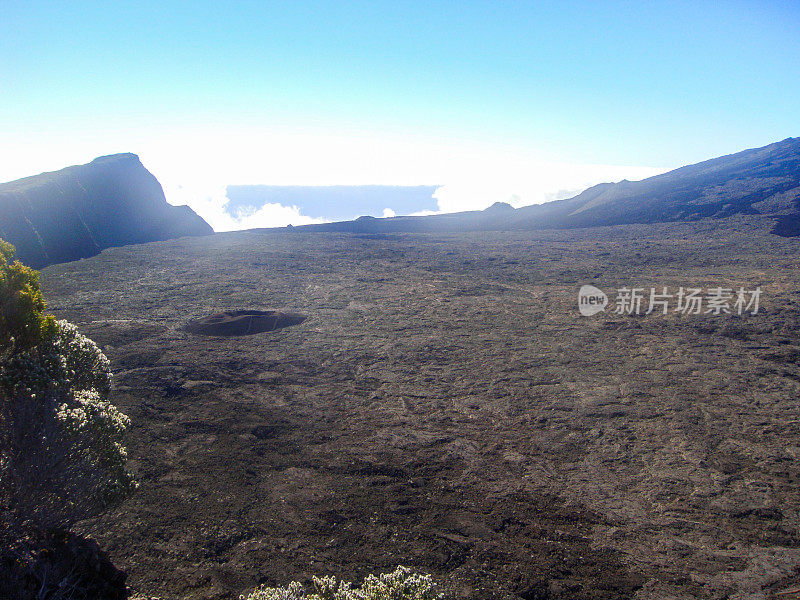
[161,162,666,232]
[162,182,328,231]
[0,126,669,232]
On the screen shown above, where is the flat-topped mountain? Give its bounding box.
[292,137,800,235]
[0,154,213,268]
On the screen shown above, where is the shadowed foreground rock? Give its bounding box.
[0,531,127,600]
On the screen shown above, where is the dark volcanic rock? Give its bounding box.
[0,153,213,268]
[772,214,800,237]
[39,219,800,599]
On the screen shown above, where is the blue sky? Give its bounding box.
[1,1,799,228]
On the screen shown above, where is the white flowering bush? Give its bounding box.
[241,566,443,600]
[0,242,136,534]
[1,319,137,532]
[53,320,112,395]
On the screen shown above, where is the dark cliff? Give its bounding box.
[0,153,213,268]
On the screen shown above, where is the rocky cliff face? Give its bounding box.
[0,154,212,268]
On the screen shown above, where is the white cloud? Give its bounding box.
[381,208,396,218]
[162,181,326,232]
[143,128,668,226]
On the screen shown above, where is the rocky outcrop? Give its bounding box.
[0,153,213,268]
[484,201,515,213]
[0,531,127,600]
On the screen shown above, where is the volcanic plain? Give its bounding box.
[39,215,800,600]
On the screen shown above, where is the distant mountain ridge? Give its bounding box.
[0,154,213,268]
[3,138,798,270]
[288,137,800,235]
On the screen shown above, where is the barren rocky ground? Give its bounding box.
[39,214,800,599]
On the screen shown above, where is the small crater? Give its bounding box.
[251,425,281,439]
[183,310,306,336]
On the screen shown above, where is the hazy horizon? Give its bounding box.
[2,1,798,229]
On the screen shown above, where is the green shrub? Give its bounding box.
[0,239,136,533]
[0,239,56,357]
[241,566,444,600]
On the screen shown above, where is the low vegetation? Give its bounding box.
[241,566,443,600]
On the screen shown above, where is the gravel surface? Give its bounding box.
[40,215,800,599]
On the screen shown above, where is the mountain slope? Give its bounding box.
[0,154,213,268]
[292,137,800,235]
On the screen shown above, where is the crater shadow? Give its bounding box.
[184,310,306,337]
